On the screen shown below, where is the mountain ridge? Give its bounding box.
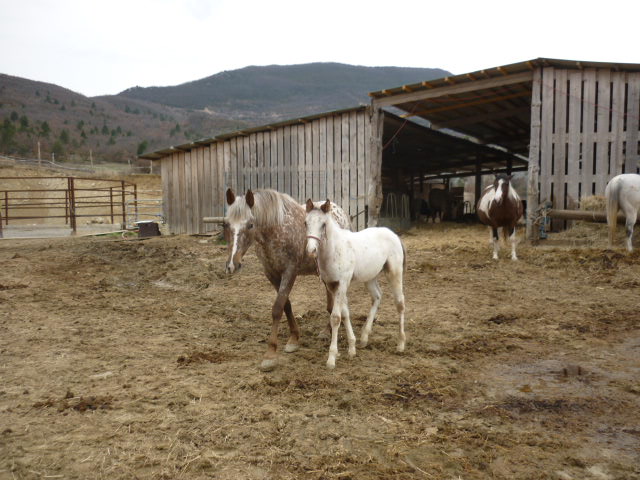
[0,62,451,163]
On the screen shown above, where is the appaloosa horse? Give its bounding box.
[605,173,640,252]
[224,188,351,371]
[305,199,406,369]
[477,174,524,260]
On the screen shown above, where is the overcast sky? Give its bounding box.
[1,0,639,97]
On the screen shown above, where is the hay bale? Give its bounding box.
[580,195,606,212]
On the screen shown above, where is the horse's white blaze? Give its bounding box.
[493,179,505,203]
[227,225,240,272]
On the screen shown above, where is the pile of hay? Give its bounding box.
[580,195,606,211]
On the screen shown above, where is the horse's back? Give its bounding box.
[349,227,403,280]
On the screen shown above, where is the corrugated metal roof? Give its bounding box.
[368,57,640,99]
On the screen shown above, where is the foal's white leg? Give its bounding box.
[625,216,635,252]
[360,279,382,348]
[389,269,406,353]
[341,299,357,358]
[327,302,342,370]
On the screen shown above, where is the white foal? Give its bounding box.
[305,199,407,369]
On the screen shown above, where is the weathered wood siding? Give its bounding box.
[530,67,640,234]
[160,108,373,234]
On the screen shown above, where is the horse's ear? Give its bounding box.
[321,199,331,214]
[226,188,235,205]
[507,174,513,181]
[246,189,255,208]
[305,198,314,212]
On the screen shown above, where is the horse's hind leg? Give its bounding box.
[360,279,381,348]
[388,265,406,353]
[283,300,300,353]
[625,214,635,252]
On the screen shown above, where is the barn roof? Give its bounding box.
[138,105,368,161]
[369,57,640,156]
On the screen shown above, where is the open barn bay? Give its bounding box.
[1,224,639,479]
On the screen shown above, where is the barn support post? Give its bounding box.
[526,67,542,242]
[474,155,482,209]
[367,107,384,226]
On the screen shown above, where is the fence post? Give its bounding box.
[68,177,77,235]
[109,187,114,224]
[121,180,126,227]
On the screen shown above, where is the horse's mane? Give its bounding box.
[227,189,300,226]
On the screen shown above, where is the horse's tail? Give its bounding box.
[605,178,620,248]
[401,239,407,273]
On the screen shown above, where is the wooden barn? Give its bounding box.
[141,58,640,239]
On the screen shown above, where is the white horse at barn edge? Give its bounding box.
[605,173,640,252]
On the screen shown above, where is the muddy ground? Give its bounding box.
[1,221,639,479]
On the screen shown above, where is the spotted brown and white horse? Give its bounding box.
[605,173,640,252]
[224,188,351,371]
[305,199,406,369]
[477,174,524,260]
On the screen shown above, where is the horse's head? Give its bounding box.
[305,198,331,259]
[224,188,257,274]
[492,174,512,205]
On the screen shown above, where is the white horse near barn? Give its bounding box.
[605,173,640,252]
[305,199,407,369]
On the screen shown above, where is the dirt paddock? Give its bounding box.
[1,223,639,479]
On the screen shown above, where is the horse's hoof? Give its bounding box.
[397,343,406,353]
[259,359,278,372]
[284,343,299,353]
[348,348,356,358]
[326,361,336,370]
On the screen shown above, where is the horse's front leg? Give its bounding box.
[261,271,297,372]
[491,227,500,260]
[327,286,344,369]
[508,225,518,260]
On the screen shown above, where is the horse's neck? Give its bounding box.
[320,216,347,257]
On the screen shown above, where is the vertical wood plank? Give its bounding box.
[229,138,238,193]
[298,125,306,201]
[222,141,231,207]
[305,123,313,200]
[162,156,172,233]
[341,113,350,217]
[270,129,278,190]
[526,68,542,241]
[595,69,611,194]
[312,120,320,199]
[367,108,384,227]
[319,117,327,199]
[539,67,555,206]
[363,108,372,228]
[248,134,257,190]
[349,111,358,227]
[326,116,335,204]
[553,69,568,210]
[202,145,212,231]
[626,73,640,173]
[256,132,264,189]
[290,125,299,201]
[566,70,582,209]
[178,152,187,234]
[334,115,342,211]
[283,126,292,196]
[610,72,626,174]
[581,69,597,195]
[357,110,366,230]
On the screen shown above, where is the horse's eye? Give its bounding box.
[247,223,254,230]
